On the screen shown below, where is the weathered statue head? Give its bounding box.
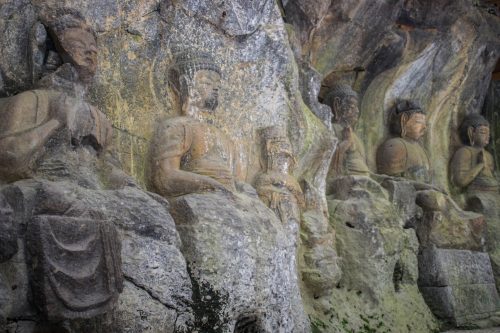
[261,126,295,175]
[324,83,359,127]
[43,9,97,83]
[168,51,221,115]
[459,114,490,148]
[389,100,426,141]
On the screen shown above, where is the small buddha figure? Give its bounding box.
[324,83,370,179]
[377,100,430,183]
[450,114,498,192]
[451,114,500,289]
[254,126,304,234]
[150,52,239,197]
[0,10,123,321]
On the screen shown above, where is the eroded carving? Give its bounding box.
[451,114,500,290]
[0,10,122,321]
[451,114,498,192]
[377,101,430,183]
[150,52,239,197]
[325,83,370,180]
[254,126,304,231]
[149,51,309,332]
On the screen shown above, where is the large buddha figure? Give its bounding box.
[150,52,238,197]
[149,52,308,332]
[0,10,123,321]
[377,101,430,183]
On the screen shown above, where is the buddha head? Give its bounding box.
[169,51,221,116]
[324,83,359,127]
[261,126,295,175]
[459,114,490,148]
[389,100,426,141]
[45,9,98,83]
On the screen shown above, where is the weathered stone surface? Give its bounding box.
[324,175,437,332]
[170,191,308,333]
[0,194,17,263]
[177,0,272,36]
[0,179,192,332]
[418,248,496,287]
[416,194,486,251]
[418,248,499,326]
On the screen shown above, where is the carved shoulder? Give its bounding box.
[376,137,407,176]
[151,117,193,163]
[0,90,53,135]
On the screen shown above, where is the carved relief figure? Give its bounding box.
[377,101,430,183]
[376,100,485,250]
[254,126,304,233]
[149,52,310,332]
[150,52,239,197]
[451,114,500,288]
[325,83,370,179]
[0,10,122,320]
[450,114,498,192]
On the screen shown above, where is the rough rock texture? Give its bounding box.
[419,248,499,326]
[0,180,192,333]
[169,190,309,333]
[284,0,500,190]
[322,176,438,333]
[1,0,500,332]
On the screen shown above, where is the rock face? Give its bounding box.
[325,176,438,333]
[0,0,500,332]
[170,191,308,332]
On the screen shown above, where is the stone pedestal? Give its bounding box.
[418,248,499,326]
[169,190,309,333]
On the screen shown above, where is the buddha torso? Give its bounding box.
[377,137,430,183]
[161,116,235,187]
[452,146,498,192]
[331,124,370,177]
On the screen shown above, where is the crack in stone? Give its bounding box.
[123,275,179,312]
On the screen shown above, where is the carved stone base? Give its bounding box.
[416,190,485,251]
[169,191,309,333]
[418,248,499,326]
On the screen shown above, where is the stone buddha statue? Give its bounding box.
[0,10,111,184]
[149,52,309,332]
[377,100,430,183]
[0,9,123,321]
[150,52,239,197]
[376,100,485,251]
[325,83,370,179]
[254,126,304,234]
[450,114,498,192]
[450,114,500,289]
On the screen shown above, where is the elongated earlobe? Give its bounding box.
[401,114,408,138]
[468,127,475,146]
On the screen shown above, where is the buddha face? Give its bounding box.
[470,125,490,148]
[333,96,359,127]
[189,70,221,112]
[59,28,98,83]
[271,151,292,174]
[403,112,427,140]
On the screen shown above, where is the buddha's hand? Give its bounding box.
[339,126,354,151]
[477,150,486,169]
